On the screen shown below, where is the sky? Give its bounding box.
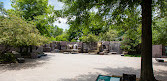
[0,0,69,30]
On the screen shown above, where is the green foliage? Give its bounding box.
[85,12,107,35]
[71,39,77,42]
[120,27,141,52]
[60,0,167,44]
[154,0,167,18]
[11,0,53,20]
[11,0,57,37]
[51,26,63,37]
[60,0,166,49]
[49,36,57,41]
[50,31,69,42]
[153,17,167,45]
[99,29,118,41]
[0,2,3,11]
[0,15,49,47]
[66,12,108,41]
[80,34,98,43]
[124,54,141,57]
[59,0,166,80]
[34,15,55,37]
[67,26,82,41]
[116,8,142,53]
[6,9,23,17]
[0,53,16,63]
[55,34,68,41]
[0,2,6,16]
[60,0,142,43]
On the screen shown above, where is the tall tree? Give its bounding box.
[11,0,56,36]
[11,0,52,20]
[140,0,156,80]
[59,0,167,80]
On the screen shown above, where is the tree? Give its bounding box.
[80,34,98,43]
[50,29,69,41]
[99,29,118,41]
[80,34,98,51]
[71,39,78,42]
[66,12,107,41]
[120,27,141,53]
[34,14,55,37]
[152,17,167,45]
[140,0,156,80]
[52,25,63,37]
[0,15,49,54]
[59,0,167,80]
[11,0,52,20]
[55,34,69,41]
[11,0,56,36]
[117,8,142,54]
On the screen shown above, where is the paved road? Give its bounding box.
[0,53,167,81]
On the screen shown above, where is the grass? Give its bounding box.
[124,54,141,57]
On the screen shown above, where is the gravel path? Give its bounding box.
[0,53,167,81]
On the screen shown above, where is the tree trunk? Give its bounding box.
[140,0,156,81]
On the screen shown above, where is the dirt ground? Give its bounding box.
[0,53,167,81]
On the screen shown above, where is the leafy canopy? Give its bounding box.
[11,0,58,37]
[153,17,167,45]
[80,34,98,43]
[0,15,49,47]
[11,0,53,20]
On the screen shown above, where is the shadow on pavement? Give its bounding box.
[59,67,167,81]
[154,62,167,67]
[59,67,139,81]
[0,54,53,71]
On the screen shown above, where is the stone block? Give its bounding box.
[99,52,104,55]
[36,46,43,53]
[44,47,51,52]
[17,58,25,63]
[51,49,60,53]
[31,53,38,59]
[63,52,69,54]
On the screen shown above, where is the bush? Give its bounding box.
[71,39,77,42]
[80,34,98,43]
[0,53,16,63]
[124,54,141,57]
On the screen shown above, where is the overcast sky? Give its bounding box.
[1,0,69,30]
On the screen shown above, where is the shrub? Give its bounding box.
[0,53,16,63]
